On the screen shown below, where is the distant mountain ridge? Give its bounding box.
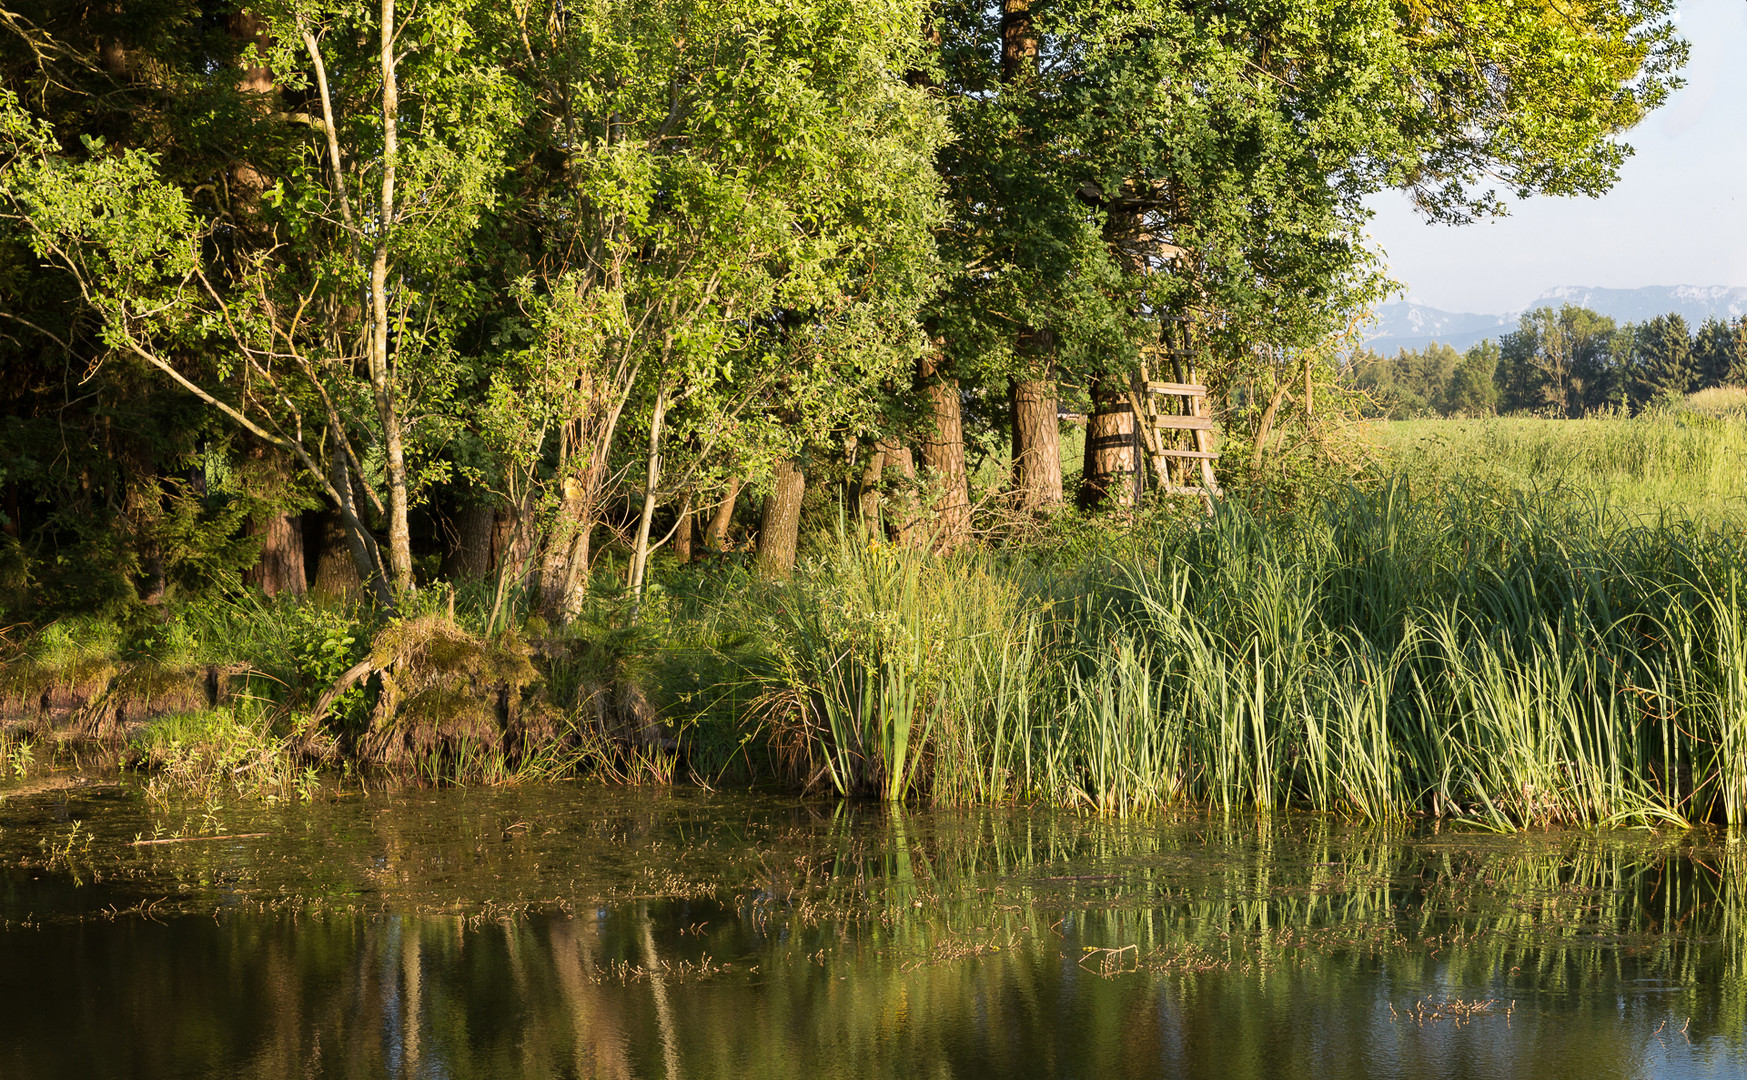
[1365,285,1747,354]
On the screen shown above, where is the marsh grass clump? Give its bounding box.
[686,476,1747,825]
[131,701,311,803]
[746,535,1035,801]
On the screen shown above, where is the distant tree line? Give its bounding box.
[1348,305,1747,418]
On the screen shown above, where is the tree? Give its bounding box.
[1348,343,1460,418]
[1,0,526,606]
[1443,341,1500,417]
[1497,306,1621,416]
[489,0,943,601]
[1629,313,1697,407]
[929,0,1683,509]
[0,2,321,610]
[1695,316,1747,389]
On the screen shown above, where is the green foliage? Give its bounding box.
[1444,340,1501,416]
[1497,304,1624,417]
[1630,313,1698,407]
[1348,343,1463,418]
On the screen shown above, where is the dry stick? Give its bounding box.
[311,656,379,728]
[131,833,269,846]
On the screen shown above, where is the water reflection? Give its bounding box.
[0,784,1743,1078]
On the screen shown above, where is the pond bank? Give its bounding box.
[5,478,1747,827]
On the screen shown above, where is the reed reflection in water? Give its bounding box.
[1,793,1745,1079]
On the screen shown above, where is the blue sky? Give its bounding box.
[1364,0,1747,314]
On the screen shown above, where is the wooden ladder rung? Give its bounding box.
[1145,381,1209,397]
[1155,448,1220,460]
[1159,484,1221,497]
[1152,415,1215,431]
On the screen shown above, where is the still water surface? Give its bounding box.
[0,778,1743,1079]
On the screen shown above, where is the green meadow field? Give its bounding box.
[1368,389,1747,524]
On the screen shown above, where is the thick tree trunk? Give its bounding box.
[917,352,971,551]
[705,477,741,550]
[117,435,165,603]
[245,511,307,596]
[1077,377,1140,510]
[877,440,921,546]
[1000,3,1061,514]
[491,500,534,577]
[306,510,363,600]
[227,8,275,219]
[1001,0,1037,82]
[442,499,496,580]
[756,459,806,580]
[1010,376,1061,511]
[240,443,308,597]
[538,429,607,620]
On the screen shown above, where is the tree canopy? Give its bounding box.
[0,0,1689,617]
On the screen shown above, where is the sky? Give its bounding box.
[1363,0,1747,315]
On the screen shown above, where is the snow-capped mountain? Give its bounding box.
[1365,286,1747,354]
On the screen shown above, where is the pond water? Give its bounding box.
[0,777,1743,1079]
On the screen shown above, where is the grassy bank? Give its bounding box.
[5,407,1747,827]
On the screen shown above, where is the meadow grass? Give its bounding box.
[1373,399,1747,522]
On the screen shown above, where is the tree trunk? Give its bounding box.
[491,500,534,577]
[117,435,165,603]
[368,0,414,598]
[917,351,971,551]
[306,510,363,601]
[442,499,496,580]
[673,492,695,564]
[1010,375,1061,511]
[877,440,921,546]
[756,458,806,580]
[1001,0,1037,83]
[855,445,885,531]
[628,384,669,611]
[537,401,612,619]
[328,427,390,603]
[1000,3,1061,514]
[1077,377,1140,510]
[227,8,275,223]
[245,511,307,597]
[705,477,741,550]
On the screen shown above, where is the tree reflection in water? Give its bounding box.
[0,785,1742,1078]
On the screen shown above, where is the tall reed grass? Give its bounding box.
[721,478,1747,826]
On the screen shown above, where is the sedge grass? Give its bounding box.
[702,475,1747,826]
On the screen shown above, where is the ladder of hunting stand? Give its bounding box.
[1129,346,1221,506]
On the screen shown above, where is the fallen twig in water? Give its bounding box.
[130,833,269,846]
